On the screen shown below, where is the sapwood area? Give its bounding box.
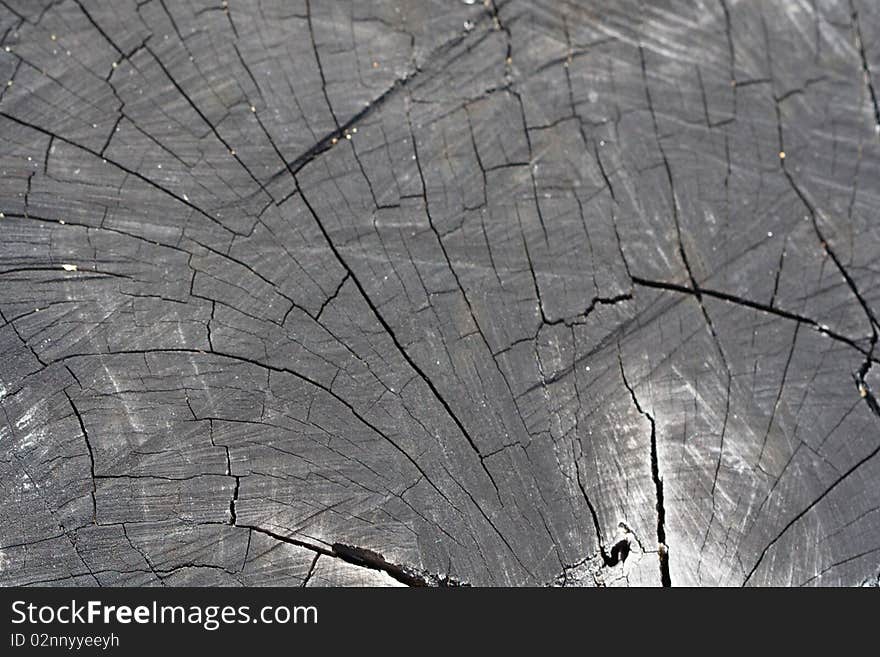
[1,0,879,587]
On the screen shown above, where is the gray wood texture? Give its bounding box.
[1,0,879,587]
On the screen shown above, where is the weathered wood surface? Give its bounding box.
[1,0,879,587]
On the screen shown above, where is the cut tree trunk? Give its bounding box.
[1,0,879,587]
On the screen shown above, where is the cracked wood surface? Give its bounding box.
[1,0,880,588]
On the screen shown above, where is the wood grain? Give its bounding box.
[1,0,879,587]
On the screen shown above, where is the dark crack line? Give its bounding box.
[142,44,275,201]
[618,350,671,587]
[573,455,614,567]
[301,553,320,587]
[851,1,880,134]
[742,405,880,585]
[63,390,97,526]
[632,276,874,357]
[264,13,484,186]
[0,112,239,236]
[304,0,340,129]
[228,476,240,526]
[235,523,463,587]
